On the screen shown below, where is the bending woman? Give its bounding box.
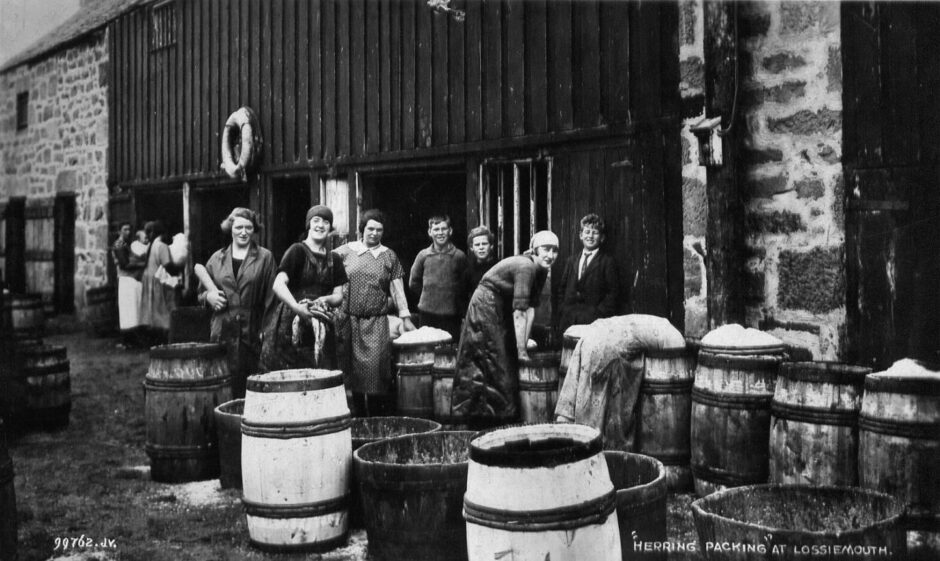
[195,208,276,398]
[452,231,559,427]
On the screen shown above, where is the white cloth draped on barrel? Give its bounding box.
[554,314,685,450]
[117,276,143,330]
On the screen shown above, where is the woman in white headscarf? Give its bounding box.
[452,231,559,427]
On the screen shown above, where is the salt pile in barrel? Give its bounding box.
[700,323,782,348]
[878,358,940,379]
[394,326,452,345]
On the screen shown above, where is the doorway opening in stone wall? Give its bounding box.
[188,182,251,267]
[134,186,184,243]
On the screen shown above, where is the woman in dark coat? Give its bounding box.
[259,205,347,372]
[452,230,559,427]
[195,208,276,398]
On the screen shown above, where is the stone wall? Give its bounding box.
[0,31,110,316]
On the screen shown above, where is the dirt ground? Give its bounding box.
[7,319,702,561]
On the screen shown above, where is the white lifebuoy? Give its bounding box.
[220,106,262,180]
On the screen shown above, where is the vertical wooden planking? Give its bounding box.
[219,0,231,169]
[504,0,525,137]
[174,2,184,176]
[238,0,249,112]
[350,0,366,156]
[146,9,155,179]
[482,0,502,140]
[249,0,261,130]
[882,5,919,167]
[573,0,601,128]
[366,0,381,154]
[389,0,402,152]
[401,0,416,150]
[259,0,272,167]
[210,0,221,172]
[547,0,573,131]
[337,0,351,157]
[659,0,680,119]
[184,1,195,175]
[601,0,630,123]
[630,1,660,121]
[380,0,392,152]
[107,19,116,182]
[447,0,466,144]
[297,0,309,160]
[525,0,548,135]
[272,0,285,165]
[416,2,433,148]
[465,0,483,142]
[284,0,298,163]
[432,8,449,146]
[844,3,883,168]
[322,0,336,161]
[115,17,125,181]
[308,0,322,160]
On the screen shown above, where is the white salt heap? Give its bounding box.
[393,326,452,345]
[701,323,783,348]
[879,358,940,379]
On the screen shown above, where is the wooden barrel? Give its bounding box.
[213,398,244,490]
[769,362,870,486]
[355,431,474,560]
[859,369,940,533]
[85,284,118,336]
[690,348,784,497]
[241,369,351,552]
[635,346,696,492]
[691,484,906,560]
[464,424,621,561]
[559,324,591,390]
[144,342,231,483]
[432,343,464,426]
[14,344,70,431]
[603,451,667,561]
[0,418,17,561]
[518,351,560,424]
[394,338,445,419]
[2,293,44,341]
[168,306,212,344]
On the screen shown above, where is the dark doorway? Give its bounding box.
[54,194,76,314]
[4,197,25,293]
[269,176,312,262]
[361,169,468,306]
[135,186,184,241]
[190,184,251,266]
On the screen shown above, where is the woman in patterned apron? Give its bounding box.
[259,205,347,372]
[335,209,416,416]
[196,208,276,398]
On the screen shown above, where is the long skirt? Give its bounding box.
[452,284,518,423]
[336,311,392,395]
[117,276,142,330]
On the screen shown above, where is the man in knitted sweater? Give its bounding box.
[408,214,468,341]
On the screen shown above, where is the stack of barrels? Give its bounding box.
[0,291,71,432]
[392,328,452,421]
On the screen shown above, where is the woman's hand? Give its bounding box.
[401,317,416,332]
[292,299,316,320]
[206,289,228,312]
[518,350,530,361]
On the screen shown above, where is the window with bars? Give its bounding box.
[150,0,178,51]
[479,159,552,259]
[16,92,28,131]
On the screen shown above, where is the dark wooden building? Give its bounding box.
[107,0,683,327]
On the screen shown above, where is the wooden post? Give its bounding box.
[703,0,745,329]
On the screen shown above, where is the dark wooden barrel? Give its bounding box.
[691,485,906,560]
[144,342,231,483]
[464,424,621,561]
[636,346,696,492]
[14,344,70,431]
[355,431,474,561]
[349,416,443,528]
[859,370,940,534]
[213,398,244,490]
[604,451,667,561]
[690,349,784,496]
[85,284,118,337]
[242,369,351,552]
[770,362,869,486]
[518,351,560,424]
[0,418,17,561]
[432,343,464,426]
[2,293,44,341]
[168,306,212,344]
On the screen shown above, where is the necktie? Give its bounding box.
[580,252,591,280]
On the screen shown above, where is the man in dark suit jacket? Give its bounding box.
[552,213,620,335]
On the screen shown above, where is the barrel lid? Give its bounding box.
[697,350,783,369]
[150,342,226,359]
[470,423,602,468]
[246,369,344,392]
[699,343,787,355]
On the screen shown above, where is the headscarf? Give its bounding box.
[529,230,559,250]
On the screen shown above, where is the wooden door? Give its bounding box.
[54,194,76,314]
[4,198,25,294]
[24,201,55,314]
[843,3,940,368]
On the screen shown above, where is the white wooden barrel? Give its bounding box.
[464,423,621,561]
[241,369,352,553]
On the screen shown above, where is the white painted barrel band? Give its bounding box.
[242,494,349,518]
[469,432,602,468]
[517,379,558,392]
[463,490,615,532]
[691,387,772,410]
[149,343,227,359]
[858,414,940,439]
[145,443,217,460]
[691,464,758,487]
[771,401,859,427]
[241,413,351,439]
[143,376,232,391]
[697,352,782,370]
[641,379,694,394]
[246,373,344,393]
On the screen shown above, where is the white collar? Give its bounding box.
[350,240,388,257]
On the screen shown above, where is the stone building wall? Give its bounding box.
[0,31,110,315]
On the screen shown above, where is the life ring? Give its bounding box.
[220,106,262,180]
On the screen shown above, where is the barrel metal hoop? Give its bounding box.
[247,373,344,393]
[16,346,67,359]
[143,376,232,391]
[641,379,694,393]
[778,363,869,386]
[243,494,349,519]
[145,443,217,459]
[241,414,352,439]
[149,343,227,360]
[641,451,691,465]
[691,387,773,410]
[518,380,558,391]
[431,368,456,379]
[697,352,782,370]
[470,434,603,468]
[645,348,689,359]
[613,494,667,518]
[248,533,350,554]
[20,362,70,377]
[463,490,616,532]
[771,401,859,427]
[864,376,940,397]
[397,363,433,375]
[858,414,940,439]
[690,464,763,487]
